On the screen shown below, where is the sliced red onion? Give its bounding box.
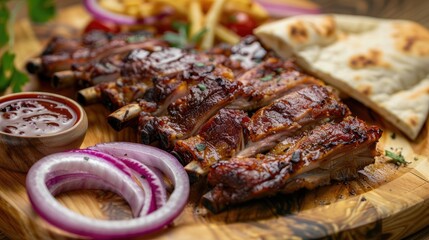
[71,149,167,214]
[89,142,190,235]
[83,0,174,25]
[46,173,121,196]
[70,149,133,177]
[27,143,190,239]
[129,169,156,216]
[121,157,168,213]
[26,152,147,237]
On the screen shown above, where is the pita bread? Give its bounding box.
[254,14,429,140]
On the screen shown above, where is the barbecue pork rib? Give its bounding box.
[173,84,350,178]
[35,31,155,77]
[202,116,382,212]
[107,55,316,133]
[85,36,268,110]
[139,76,241,149]
[106,63,235,131]
[229,57,322,111]
[173,108,250,178]
[95,49,232,111]
[238,84,351,157]
[52,38,169,88]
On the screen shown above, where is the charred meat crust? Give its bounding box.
[39,31,156,76]
[237,84,351,158]
[248,84,349,141]
[173,109,250,168]
[140,76,241,148]
[203,117,382,212]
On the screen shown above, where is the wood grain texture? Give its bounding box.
[1,2,429,240]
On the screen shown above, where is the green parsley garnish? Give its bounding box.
[195,143,206,151]
[385,150,409,166]
[27,0,56,23]
[127,35,147,43]
[195,62,205,67]
[197,83,207,91]
[1,0,56,94]
[163,21,207,48]
[260,74,274,82]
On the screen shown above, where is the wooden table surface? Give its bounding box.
[2,0,429,239]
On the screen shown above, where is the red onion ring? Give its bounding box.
[46,173,128,197]
[120,157,168,213]
[83,0,174,25]
[26,143,189,239]
[70,149,133,176]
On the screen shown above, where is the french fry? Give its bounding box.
[97,0,269,49]
[99,0,126,14]
[189,0,204,38]
[214,24,240,44]
[200,0,268,21]
[138,3,157,17]
[201,0,226,50]
[151,0,189,15]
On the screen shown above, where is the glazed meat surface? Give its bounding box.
[173,84,351,178]
[173,109,250,177]
[39,31,155,76]
[202,116,382,212]
[229,57,322,111]
[140,76,241,148]
[238,84,351,157]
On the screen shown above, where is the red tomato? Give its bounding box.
[83,19,121,34]
[224,12,257,37]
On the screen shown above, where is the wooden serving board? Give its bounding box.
[2,4,429,240]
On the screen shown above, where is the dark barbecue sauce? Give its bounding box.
[0,98,77,137]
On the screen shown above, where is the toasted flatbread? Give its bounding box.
[254,14,429,140]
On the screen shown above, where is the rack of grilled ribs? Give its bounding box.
[95,36,269,129]
[173,84,351,178]
[26,30,168,88]
[131,39,379,211]
[202,116,382,212]
[30,33,382,212]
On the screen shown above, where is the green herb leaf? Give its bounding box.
[197,83,207,91]
[260,74,274,82]
[163,21,207,48]
[127,35,147,43]
[195,143,206,151]
[1,51,15,73]
[172,21,189,32]
[0,2,10,48]
[163,31,186,48]
[385,150,408,166]
[0,68,11,92]
[0,52,15,92]
[27,0,56,23]
[194,62,205,67]
[10,68,29,93]
[190,28,207,44]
